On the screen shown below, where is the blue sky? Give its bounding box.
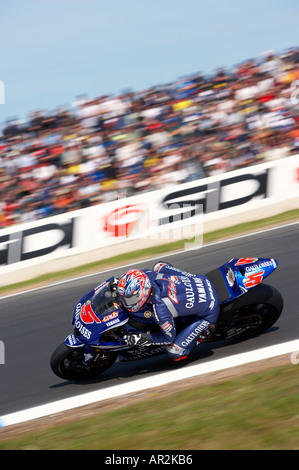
[0,0,298,123]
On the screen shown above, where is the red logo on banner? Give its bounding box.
[103,204,145,237]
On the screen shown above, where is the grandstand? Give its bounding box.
[0,47,298,227]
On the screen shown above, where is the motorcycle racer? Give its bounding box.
[116,262,220,361]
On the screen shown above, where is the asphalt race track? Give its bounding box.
[0,222,298,418]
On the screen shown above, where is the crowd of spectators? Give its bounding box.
[0,48,298,227]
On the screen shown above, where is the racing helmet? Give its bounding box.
[117,269,151,312]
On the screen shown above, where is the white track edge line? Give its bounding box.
[1,339,299,428]
[1,220,298,300]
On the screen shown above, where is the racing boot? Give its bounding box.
[166,320,215,361]
[166,343,188,361]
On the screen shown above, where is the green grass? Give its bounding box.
[0,364,298,450]
[1,208,299,296]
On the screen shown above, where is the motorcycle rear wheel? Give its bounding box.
[216,284,283,340]
[50,343,118,381]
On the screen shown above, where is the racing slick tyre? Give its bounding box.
[50,342,118,381]
[215,283,283,341]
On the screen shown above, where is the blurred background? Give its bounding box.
[0,0,298,227]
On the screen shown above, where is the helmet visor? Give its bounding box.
[122,291,141,308]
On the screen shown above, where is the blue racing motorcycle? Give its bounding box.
[50,257,283,381]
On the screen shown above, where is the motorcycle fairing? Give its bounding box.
[218,257,278,303]
[68,280,156,348]
[69,280,128,347]
[65,333,84,348]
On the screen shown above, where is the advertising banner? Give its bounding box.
[0,155,298,272]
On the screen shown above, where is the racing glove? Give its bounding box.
[124,333,152,347]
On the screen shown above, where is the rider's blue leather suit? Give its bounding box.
[141,262,220,358]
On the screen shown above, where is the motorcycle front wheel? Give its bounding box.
[50,343,118,381]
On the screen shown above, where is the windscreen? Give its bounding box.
[91,284,119,316]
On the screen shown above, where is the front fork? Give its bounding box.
[64,334,122,367]
[64,334,94,366]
